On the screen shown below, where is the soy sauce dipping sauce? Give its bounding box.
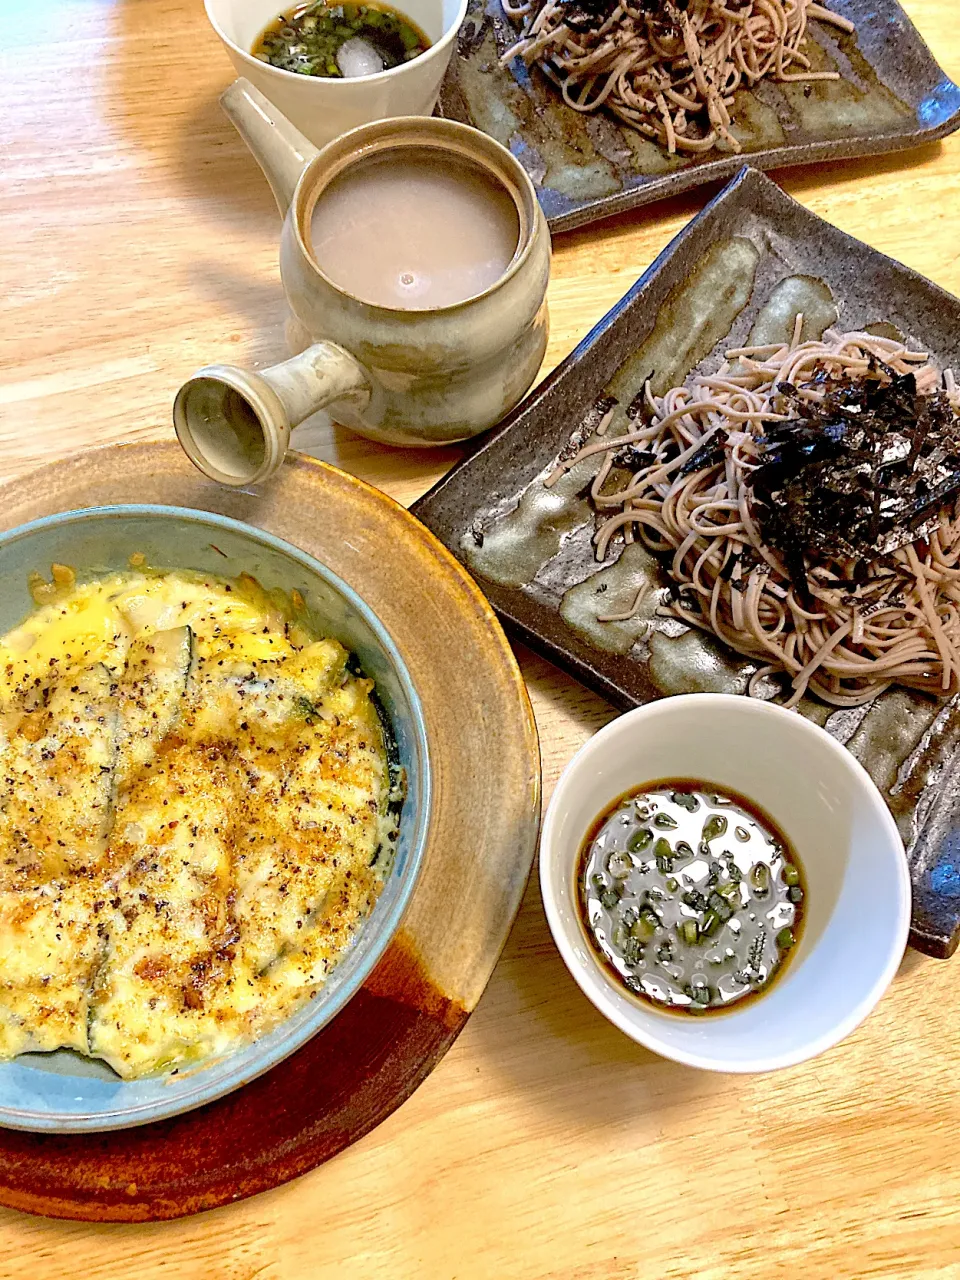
[253,0,431,78]
[578,780,805,1015]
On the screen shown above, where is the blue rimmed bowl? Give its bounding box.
[0,504,430,1132]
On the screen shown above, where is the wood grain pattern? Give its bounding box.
[2,0,960,1271]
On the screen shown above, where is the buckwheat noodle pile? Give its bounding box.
[500,0,855,155]
[545,323,960,707]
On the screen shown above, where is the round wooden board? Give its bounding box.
[0,442,541,1222]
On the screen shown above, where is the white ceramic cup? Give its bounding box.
[540,694,911,1073]
[204,0,468,149]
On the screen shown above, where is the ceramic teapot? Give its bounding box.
[174,79,551,486]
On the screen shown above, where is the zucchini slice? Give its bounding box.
[0,664,119,883]
[0,882,103,1057]
[115,626,194,789]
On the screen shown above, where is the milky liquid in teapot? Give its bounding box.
[307,148,521,310]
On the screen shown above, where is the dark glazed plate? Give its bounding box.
[412,167,960,960]
[437,0,960,232]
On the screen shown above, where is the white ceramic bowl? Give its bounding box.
[540,694,911,1073]
[205,0,469,149]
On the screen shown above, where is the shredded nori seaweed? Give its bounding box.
[748,363,960,607]
[611,444,656,471]
[555,0,702,38]
[559,0,618,32]
[679,428,728,477]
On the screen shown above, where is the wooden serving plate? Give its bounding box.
[0,443,541,1222]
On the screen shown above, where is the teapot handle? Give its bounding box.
[221,78,319,217]
[173,342,372,487]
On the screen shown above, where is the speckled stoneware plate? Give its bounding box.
[0,442,540,1221]
[413,166,960,961]
[437,0,960,232]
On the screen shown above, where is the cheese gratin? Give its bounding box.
[0,565,393,1079]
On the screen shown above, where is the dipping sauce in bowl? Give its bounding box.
[539,694,910,1073]
[579,781,805,1015]
[254,0,431,78]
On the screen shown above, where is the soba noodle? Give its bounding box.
[545,322,960,707]
[501,0,856,155]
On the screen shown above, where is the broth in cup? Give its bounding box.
[254,1,431,79]
[204,0,468,150]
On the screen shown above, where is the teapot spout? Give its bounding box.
[221,78,319,215]
[173,343,372,487]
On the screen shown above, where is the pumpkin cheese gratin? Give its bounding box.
[0,564,395,1079]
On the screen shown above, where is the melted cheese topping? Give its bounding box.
[0,570,391,1078]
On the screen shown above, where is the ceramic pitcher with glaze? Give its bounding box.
[174,79,551,487]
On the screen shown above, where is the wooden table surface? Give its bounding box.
[4,0,960,1274]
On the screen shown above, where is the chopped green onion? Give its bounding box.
[671,792,699,811]
[633,909,659,940]
[749,862,771,895]
[253,0,429,78]
[622,937,642,965]
[700,909,721,937]
[606,851,633,879]
[708,891,734,922]
[628,827,653,853]
[677,918,699,946]
[702,814,727,842]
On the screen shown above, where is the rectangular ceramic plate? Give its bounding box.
[413,167,960,958]
[437,0,960,232]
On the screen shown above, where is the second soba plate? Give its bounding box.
[437,0,960,231]
[413,166,960,960]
